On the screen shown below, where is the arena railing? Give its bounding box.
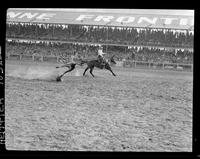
[6,53,193,72]
[123,60,193,71]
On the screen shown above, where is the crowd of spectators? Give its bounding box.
[6,40,193,64]
[6,40,99,59]
[127,47,193,64]
[6,23,194,48]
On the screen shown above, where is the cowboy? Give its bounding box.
[97,46,106,65]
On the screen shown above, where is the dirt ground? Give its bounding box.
[5,60,193,151]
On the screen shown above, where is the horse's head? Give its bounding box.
[110,55,116,64]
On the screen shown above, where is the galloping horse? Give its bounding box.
[55,55,116,81]
[80,55,116,77]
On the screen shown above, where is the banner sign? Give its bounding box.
[7,8,194,30]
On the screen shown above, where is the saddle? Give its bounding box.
[100,61,106,69]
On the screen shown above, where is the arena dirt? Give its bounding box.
[5,60,193,151]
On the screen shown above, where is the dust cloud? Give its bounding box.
[7,66,61,81]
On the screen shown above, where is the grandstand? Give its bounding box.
[6,8,194,70]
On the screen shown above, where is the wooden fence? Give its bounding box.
[123,60,193,71]
[6,53,193,71]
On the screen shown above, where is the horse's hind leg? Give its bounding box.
[59,64,76,78]
[89,67,95,77]
[83,67,89,76]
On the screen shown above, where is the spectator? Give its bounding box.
[25,40,191,63]
[6,23,194,48]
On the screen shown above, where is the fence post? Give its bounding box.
[148,62,151,69]
[162,63,164,70]
[130,61,133,68]
[32,55,34,61]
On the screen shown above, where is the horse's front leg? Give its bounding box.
[106,67,116,76]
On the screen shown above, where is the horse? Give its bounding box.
[55,55,116,81]
[80,55,116,77]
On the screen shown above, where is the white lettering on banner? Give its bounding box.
[160,17,178,25]
[18,13,39,19]
[7,12,22,18]
[75,15,193,26]
[7,11,193,28]
[7,12,56,20]
[137,17,158,24]
[36,13,56,20]
[76,15,94,21]
[94,15,114,22]
[116,16,135,23]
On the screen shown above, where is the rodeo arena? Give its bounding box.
[5,8,193,151]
